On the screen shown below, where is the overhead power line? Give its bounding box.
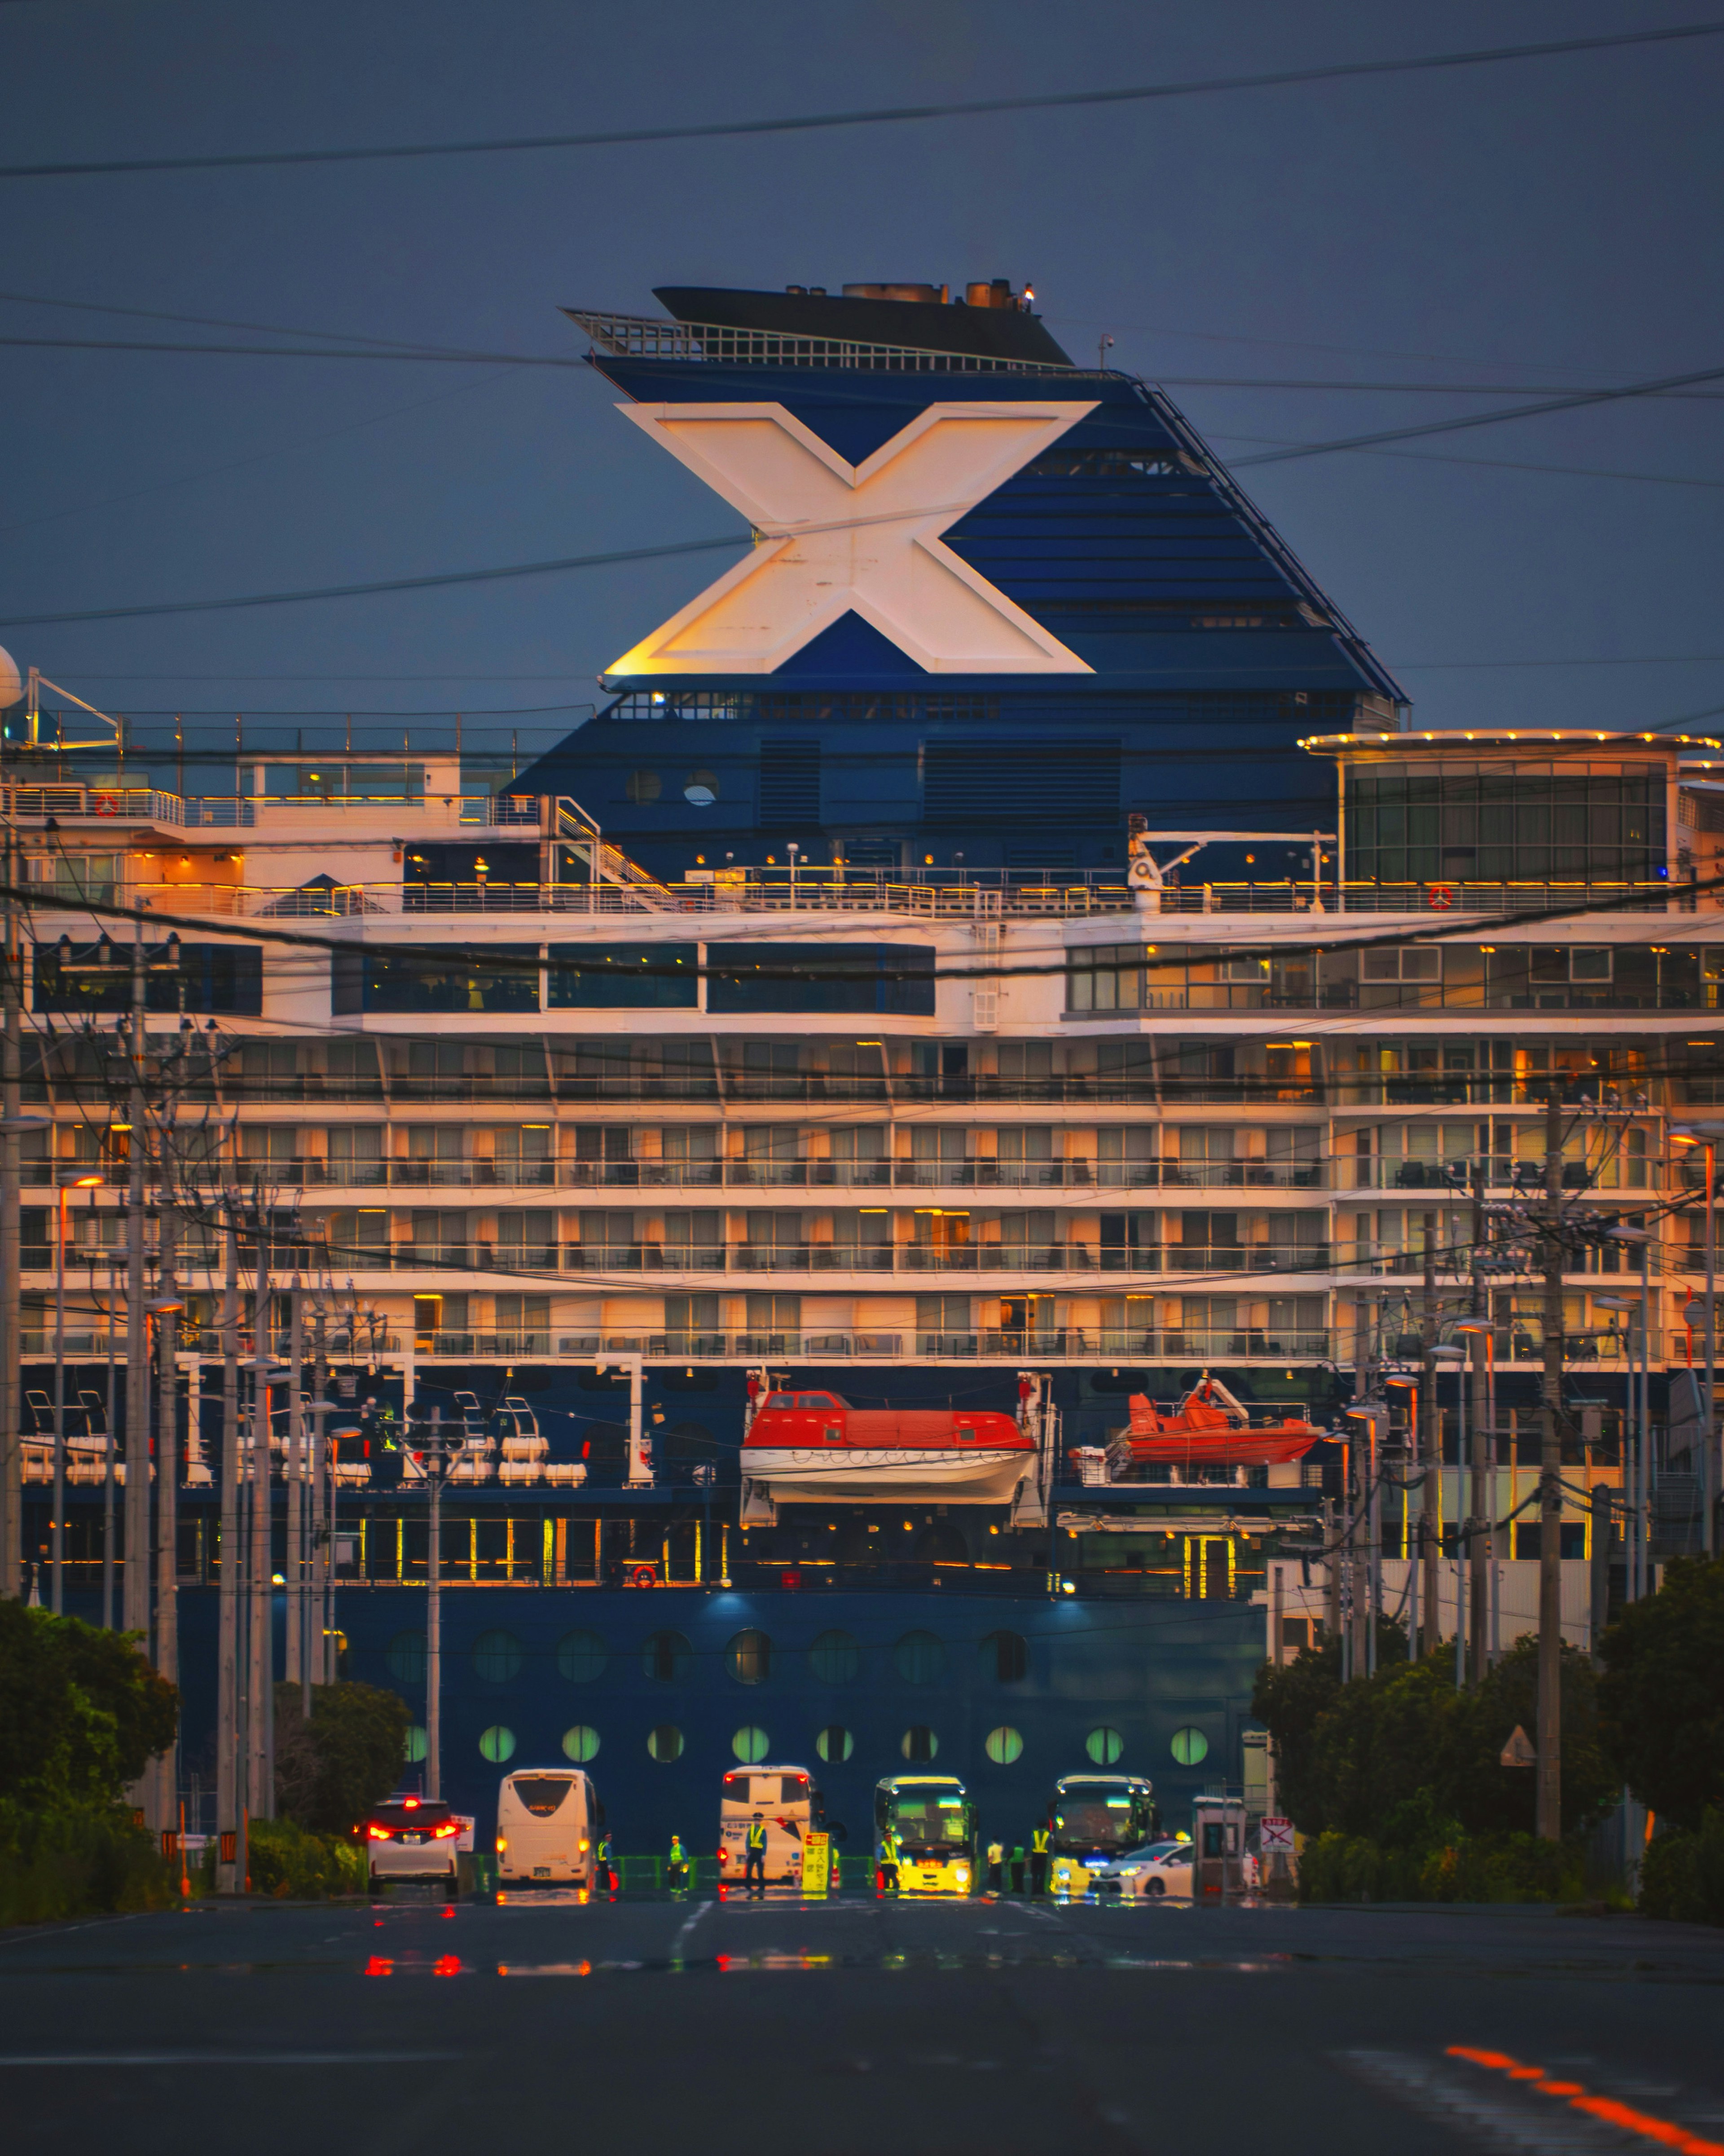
[1,21,1720,179]
[1232,360,1724,464]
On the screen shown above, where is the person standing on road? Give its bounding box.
[596,1830,617,1895]
[1009,1843,1026,1894]
[1030,1823,1051,1895]
[667,1834,690,1893]
[743,1811,768,1893]
[986,1839,1004,1893]
[879,1825,902,1894]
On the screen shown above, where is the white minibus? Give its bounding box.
[495,1768,601,1886]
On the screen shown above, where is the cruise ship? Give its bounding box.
[4,274,1713,1857]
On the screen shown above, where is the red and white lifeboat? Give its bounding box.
[743,1388,1035,1504]
[1116,1376,1324,1471]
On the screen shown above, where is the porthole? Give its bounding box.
[647,1723,684,1762]
[816,1724,854,1764]
[900,1725,939,1763]
[980,1629,1028,1683]
[385,1629,427,1683]
[561,1726,600,1763]
[1086,1726,1125,1766]
[479,1725,516,1764]
[809,1629,860,1684]
[471,1629,523,1684]
[684,770,719,807]
[403,1725,427,1763]
[1171,1726,1209,1767]
[625,770,663,804]
[984,1726,1024,1766]
[556,1629,606,1683]
[893,1630,945,1685]
[732,1725,770,1764]
[726,1629,772,1685]
[642,1629,692,1681]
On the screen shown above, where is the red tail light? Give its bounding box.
[432,1821,460,1839]
[367,1824,389,1839]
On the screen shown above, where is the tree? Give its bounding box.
[1445,1636,1615,1841]
[1598,1556,1724,1830]
[274,1683,411,1834]
[0,1601,178,1809]
[1251,1632,1342,1832]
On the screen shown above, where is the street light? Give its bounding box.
[51,1171,105,1616]
[1671,1124,1723,1554]
[1384,1374,1421,1654]
[1608,1223,1654,1599]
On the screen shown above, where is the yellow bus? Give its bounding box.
[874,1775,975,1896]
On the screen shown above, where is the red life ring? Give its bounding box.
[95,796,117,817]
[631,1564,656,1589]
[1427,883,1455,911]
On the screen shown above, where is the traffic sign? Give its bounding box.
[801,1831,831,1896]
[1500,1724,1537,1768]
[1259,1816,1295,1854]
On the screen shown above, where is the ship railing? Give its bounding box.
[564,308,1099,377]
[552,1328,1337,1362]
[306,1239,1336,1279]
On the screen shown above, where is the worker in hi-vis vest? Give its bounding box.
[744,1812,769,1891]
[1030,1824,1052,1895]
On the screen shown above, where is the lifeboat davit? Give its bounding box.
[1116,1376,1324,1470]
[743,1387,1035,1504]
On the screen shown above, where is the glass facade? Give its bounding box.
[1346,759,1662,885]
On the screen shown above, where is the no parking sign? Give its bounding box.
[1260,1817,1295,1855]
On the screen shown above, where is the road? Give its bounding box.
[5,1888,1724,2155]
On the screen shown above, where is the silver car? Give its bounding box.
[1090,1840,1196,1900]
[365,1796,462,1896]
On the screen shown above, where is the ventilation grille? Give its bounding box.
[757,739,821,830]
[923,741,1119,827]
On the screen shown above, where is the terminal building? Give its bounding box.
[5,276,1718,1852]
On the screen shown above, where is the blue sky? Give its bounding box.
[2,0,1721,756]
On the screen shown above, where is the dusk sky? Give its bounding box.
[4,0,1722,760]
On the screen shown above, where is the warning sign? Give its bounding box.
[801,1831,831,1896]
[1259,1817,1295,1854]
[1500,1725,1537,1768]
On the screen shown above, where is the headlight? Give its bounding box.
[954,1866,970,1884]
[1116,1866,1142,1878]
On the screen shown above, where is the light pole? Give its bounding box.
[1671,1123,1724,1555]
[408,1406,465,1802]
[1385,1373,1419,1655]
[53,1171,103,1614]
[1430,1343,1466,1671]
[1455,1318,1496,1679]
[1608,1222,1655,1600]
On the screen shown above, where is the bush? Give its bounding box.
[275,1683,411,1834]
[1639,1809,1724,1927]
[0,1603,177,1808]
[245,1817,366,1900]
[1599,1558,1724,1832]
[1298,1825,1587,1905]
[0,1801,178,1926]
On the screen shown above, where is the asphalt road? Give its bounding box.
[5,1888,1724,2156]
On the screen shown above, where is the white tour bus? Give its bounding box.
[717,1764,840,1888]
[495,1768,602,1887]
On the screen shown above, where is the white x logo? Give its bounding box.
[607,399,1099,676]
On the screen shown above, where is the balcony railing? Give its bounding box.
[554,1327,1337,1363]
[320,1239,1336,1279]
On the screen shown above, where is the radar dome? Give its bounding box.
[0,646,21,710]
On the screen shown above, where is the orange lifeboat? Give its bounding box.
[1116,1376,1324,1471]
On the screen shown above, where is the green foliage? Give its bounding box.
[274,1681,411,1834]
[1638,1809,1724,1926]
[0,1801,178,1926]
[0,1601,177,1808]
[1598,1557,1724,1831]
[1253,1633,1613,1846]
[245,1816,366,1900]
[1299,1825,1587,1905]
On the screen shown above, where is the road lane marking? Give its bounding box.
[1447,2050,1724,2156]
[672,1900,712,1957]
[0,2053,452,2067]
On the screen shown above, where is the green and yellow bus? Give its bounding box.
[874,1775,975,1896]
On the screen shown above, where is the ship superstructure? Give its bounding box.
[5,278,1717,1852]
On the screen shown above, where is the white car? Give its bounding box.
[1092,1840,1196,1900]
[364,1796,464,1896]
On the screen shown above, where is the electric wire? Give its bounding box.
[3,20,1719,179]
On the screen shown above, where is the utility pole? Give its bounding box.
[122,947,150,1645]
[1421,1211,1442,1656]
[153,1200,180,1826]
[0,809,22,1601]
[246,1235,274,1821]
[1537,1086,1566,1842]
[309,1297,329,1692]
[216,1202,241,1893]
[285,1283,303,1688]
[413,1406,464,1802]
[1469,1163,1491,1686]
